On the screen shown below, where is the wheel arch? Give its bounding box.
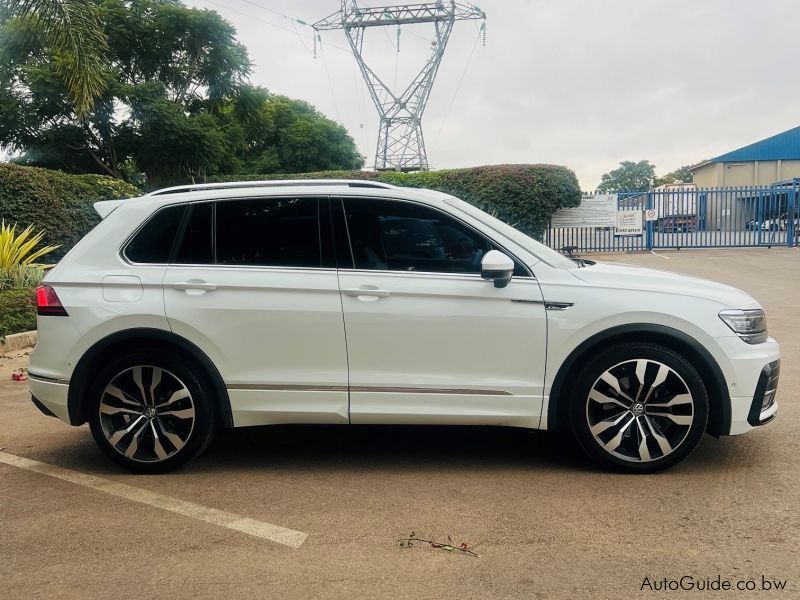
[67,328,233,428]
[546,324,731,437]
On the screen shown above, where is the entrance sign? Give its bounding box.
[615,210,643,236]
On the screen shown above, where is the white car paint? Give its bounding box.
[29,181,779,444]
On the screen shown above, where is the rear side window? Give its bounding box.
[124,204,186,264]
[175,203,213,264]
[215,197,321,267]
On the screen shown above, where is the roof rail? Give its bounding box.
[147,179,396,196]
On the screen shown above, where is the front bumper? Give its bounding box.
[747,360,780,426]
[713,336,780,436]
[728,358,780,435]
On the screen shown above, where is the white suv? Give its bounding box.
[28,180,780,473]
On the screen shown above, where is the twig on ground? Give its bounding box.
[397,531,480,557]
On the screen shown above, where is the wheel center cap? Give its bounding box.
[143,406,157,419]
[631,403,645,416]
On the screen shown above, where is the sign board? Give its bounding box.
[549,194,618,228]
[644,209,657,222]
[615,210,643,236]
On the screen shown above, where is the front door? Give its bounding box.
[334,196,548,427]
[163,196,349,426]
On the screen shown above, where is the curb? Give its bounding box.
[0,330,37,353]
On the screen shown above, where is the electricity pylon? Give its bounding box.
[314,2,485,172]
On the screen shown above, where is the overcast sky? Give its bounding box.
[187,0,798,189]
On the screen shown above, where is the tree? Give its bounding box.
[230,91,364,175]
[0,0,363,185]
[655,164,694,186]
[597,160,656,193]
[2,0,108,117]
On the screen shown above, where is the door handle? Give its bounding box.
[172,281,217,292]
[343,286,390,299]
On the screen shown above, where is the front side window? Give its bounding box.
[215,197,321,267]
[124,204,186,264]
[341,197,496,274]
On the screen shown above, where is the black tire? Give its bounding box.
[88,349,218,473]
[567,342,708,473]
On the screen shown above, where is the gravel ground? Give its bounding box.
[1,248,797,599]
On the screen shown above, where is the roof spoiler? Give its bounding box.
[93,199,126,219]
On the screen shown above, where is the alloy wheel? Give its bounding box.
[98,365,196,463]
[586,359,694,463]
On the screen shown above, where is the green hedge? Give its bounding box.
[0,164,140,261]
[214,164,581,237]
[0,287,36,338]
[0,163,579,263]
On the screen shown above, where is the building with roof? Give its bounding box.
[691,126,800,187]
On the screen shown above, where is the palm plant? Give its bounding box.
[0,220,59,290]
[3,0,108,117]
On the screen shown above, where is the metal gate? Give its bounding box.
[545,182,799,253]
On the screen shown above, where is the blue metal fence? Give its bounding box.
[545,182,799,253]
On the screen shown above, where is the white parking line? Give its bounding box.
[0,451,307,548]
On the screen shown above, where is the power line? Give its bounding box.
[203,0,351,55]
[234,0,295,22]
[431,31,482,153]
[318,41,341,123]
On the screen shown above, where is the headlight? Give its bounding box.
[719,309,768,344]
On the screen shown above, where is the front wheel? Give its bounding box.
[88,350,218,473]
[568,343,709,473]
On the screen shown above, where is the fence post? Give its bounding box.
[646,191,654,250]
[788,181,797,247]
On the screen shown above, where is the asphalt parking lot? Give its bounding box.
[1,248,798,599]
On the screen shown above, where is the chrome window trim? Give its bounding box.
[120,193,536,279]
[164,264,338,275]
[341,268,538,283]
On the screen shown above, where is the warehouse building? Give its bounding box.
[691,126,800,187]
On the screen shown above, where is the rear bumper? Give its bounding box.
[28,374,71,424]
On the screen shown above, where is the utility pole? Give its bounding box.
[314,1,485,172]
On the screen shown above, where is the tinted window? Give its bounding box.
[216,197,321,267]
[175,203,213,264]
[342,198,493,273]
[125,204,185,264]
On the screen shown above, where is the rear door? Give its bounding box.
[334,196,548,427]
[162,196,349,426]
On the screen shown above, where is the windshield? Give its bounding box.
[443,197,576,269]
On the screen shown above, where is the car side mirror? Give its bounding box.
[481,250,514,288]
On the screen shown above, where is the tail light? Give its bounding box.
[36,285,68,316]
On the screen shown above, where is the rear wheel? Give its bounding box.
[88,350,217,473]
[568,343,709,473]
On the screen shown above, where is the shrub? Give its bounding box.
[0,287,36,337]
[0,164,140,261]
[0,221,58,267]
[0,163,579,262]
[211,164,582,237]
[0,264,47,291]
